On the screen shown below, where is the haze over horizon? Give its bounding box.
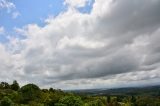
[0,0,160,90]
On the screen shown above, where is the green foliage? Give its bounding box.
[28,101,44,106]
[55,103,67,106]
[19,84,41,103]
[84,100,105,106]
[84,96,106,106]
[7,91,20,103]
[59,96,83,106]
[0,96,13,106]
[0,82,10,89]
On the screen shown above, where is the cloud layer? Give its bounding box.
[1,0,160,89]
[0,0,20,19]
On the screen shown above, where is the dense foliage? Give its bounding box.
[0,81,160,106]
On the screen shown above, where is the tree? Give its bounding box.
[0,82,10,89]
[59,96,83,106]
[19,84,41,103]
[11,80,20,91]
[131,96,136,103]
[49,88,55,92]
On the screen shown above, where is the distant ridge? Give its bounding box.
[68,85,160,96]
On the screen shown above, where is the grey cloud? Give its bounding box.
[37,48,139,83]
[93,0,160,38]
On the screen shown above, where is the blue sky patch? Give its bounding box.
[0,0,94,43]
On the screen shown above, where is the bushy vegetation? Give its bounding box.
[0,81,160,106]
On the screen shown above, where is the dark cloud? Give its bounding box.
[93,0,160,38]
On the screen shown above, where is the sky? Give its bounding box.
[0,0,160,90]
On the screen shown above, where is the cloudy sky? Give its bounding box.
[0,0,160,90]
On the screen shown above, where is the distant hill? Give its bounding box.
[69,85,160,97]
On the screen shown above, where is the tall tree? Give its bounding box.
[11,80,20,91]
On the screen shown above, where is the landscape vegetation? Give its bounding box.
[0,80,160,106]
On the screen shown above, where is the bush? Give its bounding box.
[0,96,13,106]
[59,96,83,106]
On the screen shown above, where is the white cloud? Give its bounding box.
[0,26,5,35]
[0,0,20,18]
[64,0,89,8]
[1,0,160,89]
[12,11,20,19]
[0,0,15,13]
[57,36,105,49]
